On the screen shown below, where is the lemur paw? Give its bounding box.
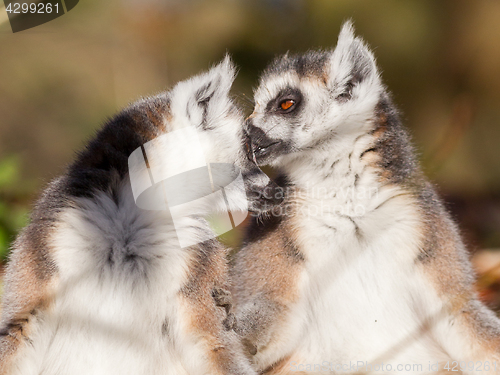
[222,312,236,331]
[242,338,258,356]
[212,287,232,308]
[212,287,236,331]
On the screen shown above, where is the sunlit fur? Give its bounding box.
[232,22,500,374]
[0,57,263,375]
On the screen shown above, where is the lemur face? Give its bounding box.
[167,56,282,212]
[247,22,383,167]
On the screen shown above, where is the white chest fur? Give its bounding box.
[281,158,451,373]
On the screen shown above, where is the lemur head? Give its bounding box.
[169,55,242,165]
[163,56,282,212]
[247,21,383,167]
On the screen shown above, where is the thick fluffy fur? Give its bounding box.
[0,57,265,374]
[232,22,500,374]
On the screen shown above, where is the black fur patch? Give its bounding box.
[243,174,299,259]
[244,210,283,245]
[195,81,216,103]
[66,95,171,200]
[336,80,355,102]
[195,81,218,131]
[261,51,329,82]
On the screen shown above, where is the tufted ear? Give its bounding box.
[172,55,238,130]
[193,55,237,104]
[327,21,379,97]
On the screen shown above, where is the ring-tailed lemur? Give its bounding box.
[232,22,500,374]
[0,56,278,375]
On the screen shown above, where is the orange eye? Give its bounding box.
[280,99,295,111]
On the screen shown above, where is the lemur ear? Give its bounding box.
[172,55,238,130]
[327,21,379,92]
[194,55,237,103]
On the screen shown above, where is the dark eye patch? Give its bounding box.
[265,86,303,115]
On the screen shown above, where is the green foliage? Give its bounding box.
[0,156,30,261]
[0,156,19,187]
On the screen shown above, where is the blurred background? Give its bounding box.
[0,0,499,310]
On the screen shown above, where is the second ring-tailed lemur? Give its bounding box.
[0,57,280,375]
[232,22,500,374]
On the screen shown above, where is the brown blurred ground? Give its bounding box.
[0,0,499,309]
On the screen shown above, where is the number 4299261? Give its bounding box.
[6,2,60,14]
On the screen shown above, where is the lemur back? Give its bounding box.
[232,23,500,374]
[0,58,270,375]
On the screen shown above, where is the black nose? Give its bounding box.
[246,121,274,150]
[245,120,282,160]
[245,119,263,141]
